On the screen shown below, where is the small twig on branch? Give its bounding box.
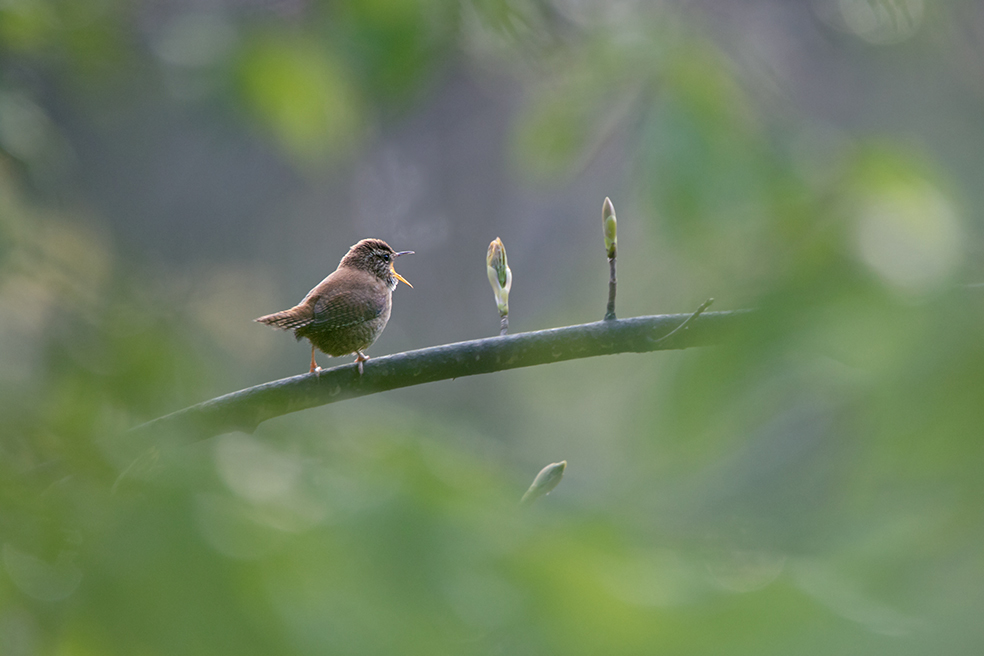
[651,298,714,345]
[500,316,508,336]
[128,309,748,444]
[603,197,618,321]
[605,257,617,321]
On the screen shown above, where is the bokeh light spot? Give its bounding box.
[837,0,924,44]
[2,545,82,602]
[214,432,302,503]
[856,182,961,295]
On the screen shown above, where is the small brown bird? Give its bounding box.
[255,238,413,374]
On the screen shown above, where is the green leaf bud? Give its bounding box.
[520,460,567,506]
[603,197,617,259]
[486,237,512,317]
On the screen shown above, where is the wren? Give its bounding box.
[255,238,413,374]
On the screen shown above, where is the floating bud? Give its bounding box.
[520,460,567,506]
[486,237,512,319]
[603,197,617,260]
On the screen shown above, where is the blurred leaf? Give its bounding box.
[236,34,362,162]
[330,0,457,104]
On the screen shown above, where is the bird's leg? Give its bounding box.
[309,346,322,375]
[354,350,369,375]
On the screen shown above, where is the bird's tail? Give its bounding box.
[255,306,312,331]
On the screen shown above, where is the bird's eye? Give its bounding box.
[382,253,391,262]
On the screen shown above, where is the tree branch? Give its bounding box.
[130,310,750,443]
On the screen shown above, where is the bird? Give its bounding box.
[255,238,413,375]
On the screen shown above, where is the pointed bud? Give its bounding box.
[603,197,617,259]
[520,460,567,506]
[486,237,512,317]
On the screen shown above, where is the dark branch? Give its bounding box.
[130,310,750,443]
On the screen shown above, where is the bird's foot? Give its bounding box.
[354,351,369,375]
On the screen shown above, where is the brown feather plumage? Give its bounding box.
[255,238,412,374]
[254,307,313,331]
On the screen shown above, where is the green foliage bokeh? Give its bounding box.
[3,1,984,654]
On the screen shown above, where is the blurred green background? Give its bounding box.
[3,0,984,653]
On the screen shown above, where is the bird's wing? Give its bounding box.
[309,288,387,330]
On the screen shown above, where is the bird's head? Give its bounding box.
[341,238,413,290]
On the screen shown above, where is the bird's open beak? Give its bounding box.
[392,250,414,288]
